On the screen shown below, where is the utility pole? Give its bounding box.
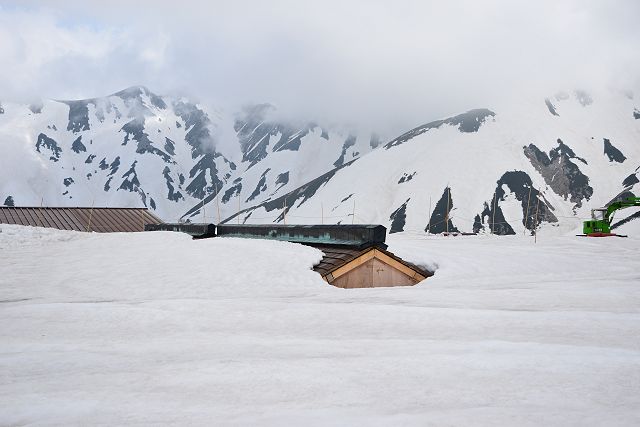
[534,197,540,243]
[283,199,287,225]
[215,184,220,224]
[87,199,94,232]
[491,192,497,235]
[445,187,450,234]
[524,186,532,235]
[352,198,355,225]
[427,196,431,234]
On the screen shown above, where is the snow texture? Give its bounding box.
[1,225,640,425]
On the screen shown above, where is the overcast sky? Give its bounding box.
[1,0,639,129]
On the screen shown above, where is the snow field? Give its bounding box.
[1,225,639,425]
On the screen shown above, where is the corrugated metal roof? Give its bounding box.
[0,207,162,233]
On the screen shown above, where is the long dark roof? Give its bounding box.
[0,207,162,232]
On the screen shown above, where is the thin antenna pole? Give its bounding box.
[446,187,450,234]
[534,197,540,244]
[524,186,532,235]
[491,192,496,235]
[352,198,355,225]
[427,196,431,234]
[216,184,221,224]
[237,192,240,224]
[87,200,94,232]
[39,196,44,228]
[283,199,287,225]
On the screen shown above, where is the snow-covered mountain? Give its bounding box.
[1,86,639,235]
[224,89,640,235]
[0,86,378,222]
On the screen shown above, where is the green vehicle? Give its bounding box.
[583,196,640,236]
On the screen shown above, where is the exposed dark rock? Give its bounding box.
[545,98,559,116]
[185,153,224,200]
[333,135,356,167]
[473,214,484,233]
[104,177,112,192]
[64,100,91,133]
[150,198,156,210]
[274,171,289,192]
[176,121,182,128]
[447,109,495,132]
[214,159,357,224]
[340,194,353,203]
[121,118,172,162]
[113,86,166,111]
[173,101,217,159]
[634,109,640,120]
[164,137,176,156]
[575,90,593,106]
[426,187,458,234]
[389,199,410,233]
[99,158,109,170]
[0,103,4,114]
[271,127,310,152]
[118,161,140,192]
[234,104,308,167]
[3,196,14,207]
[523,139,593,207]
[35,133,62,161]
[603,138,626,163]
[488,171,558,233]
[108,157,120,176]
[247,169,271,202]
[398,172,416,184]
[222,181,242,204]
[71,136,86,153]
[478,199,515,235]
[63,177,74,187]
[162,166,184,202]
[320,129,329,139]
[386,109,495,149]
[622,173,639,188]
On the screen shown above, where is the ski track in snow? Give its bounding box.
[1,225,639,426]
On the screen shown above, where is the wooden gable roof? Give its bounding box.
[308,244,433,288]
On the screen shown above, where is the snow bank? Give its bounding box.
[1,226,639,426]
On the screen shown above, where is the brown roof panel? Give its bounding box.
[0,207,162,233]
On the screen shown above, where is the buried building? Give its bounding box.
[198,224,433,288]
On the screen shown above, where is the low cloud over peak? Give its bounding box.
[1,0,639,130]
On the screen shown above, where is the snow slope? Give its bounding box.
[229,89,640,235]
[1,225,639,425]
[0,88,378,223]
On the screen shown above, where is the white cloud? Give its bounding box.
[1,0,639,130]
